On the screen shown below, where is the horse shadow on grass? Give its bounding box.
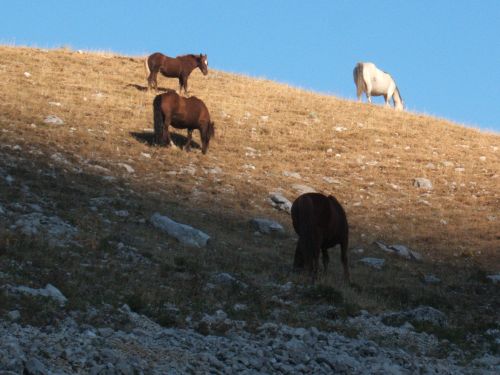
[130,131,201,151]
[126,84,175,93]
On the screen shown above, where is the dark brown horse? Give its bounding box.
[153,91,215,154]
[145,52,208,94]
[291,192,350,283]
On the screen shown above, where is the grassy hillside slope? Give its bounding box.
[0,46,498,348]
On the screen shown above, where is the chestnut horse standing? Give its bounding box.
[145,52,208,94]
[291,192,350,283]
[153,91,215,154]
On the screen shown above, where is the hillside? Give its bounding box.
[0,46,499,373]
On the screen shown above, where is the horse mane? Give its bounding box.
[178,54,199,60]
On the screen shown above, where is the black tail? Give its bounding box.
[153,94,164,144]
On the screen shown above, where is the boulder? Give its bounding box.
[359,257,385,269]
[250,218,285,235]
[43,115,64,125]
[413,178,432,190]
[375,241,422,260]
[150,213,210,248]
[268,192,292,213]
[9,283,67,305]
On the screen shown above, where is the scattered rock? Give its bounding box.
[7,310,20,321]
[11,213,78,246]
[375,241,422,260]
[118,163,135,173]
[233,303,248,312]
[24,358,47,375]
[413,178,432,190]
[210,272,248,289]
[48,101,62,107]
[250,218,285,235]
[114,210,129,217]
[382,306,448,328]
[423,274,441,285]
[88,164,111,174]
[291,184,316,195]
[205,166,222,174]
[43,115,64,125]
[268,192,292,213]
[8,283,67,305]
[323,177,341,184]
[359,257,385,269]
[283,171,301,179]
[150,213,210,248]
[486,274,500,284]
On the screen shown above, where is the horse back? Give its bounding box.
[292,193,347,248]
[159,92,210,127]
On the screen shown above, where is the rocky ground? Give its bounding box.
[1,303,499,374]
[1,144,499,374]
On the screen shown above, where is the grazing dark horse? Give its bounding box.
[153,91,215,154]
[145,52,208,94]
[291,192,350,283]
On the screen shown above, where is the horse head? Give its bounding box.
[197,53,208,75]
[394,87,404,111]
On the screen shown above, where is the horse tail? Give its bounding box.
[153,94,164,144]
[144,55,151,81]
[353,63,366,99]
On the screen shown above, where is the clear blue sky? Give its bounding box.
[1,1,499,132]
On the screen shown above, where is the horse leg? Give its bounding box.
[293,240,305,271]
[321,247,329,273]
[340,239,350,283]
[184,129,193,152]
[162,116,172,146]
[311,250,320,283]
[386,86,396,108]
[365,82,372,103]
[178,76,185,95]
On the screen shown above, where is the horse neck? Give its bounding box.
[180,55,199,72]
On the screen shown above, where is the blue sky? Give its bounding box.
[1,1,499,132]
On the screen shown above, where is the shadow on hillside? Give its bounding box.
[126,84,175,93]
[130,131,201,150]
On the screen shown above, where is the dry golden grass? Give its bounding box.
[0,45,498,341]
[1,45,497,264]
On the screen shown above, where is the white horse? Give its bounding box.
[353,62,404,110]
